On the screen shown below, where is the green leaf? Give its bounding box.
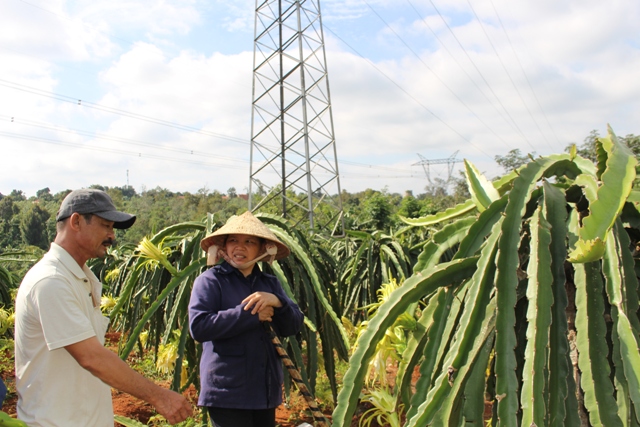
[331,257,478,427]
[403,287,454,422]
[406,220,501,426]
[464,159,501,212]
[574,174,599,204]
[574,260,623,426]
[454,194,508,259]
[570,208,623,427]
[521,207,553,427]
[493,154,578,425]
[568,238,606,263]
[113,415,147,427]
[493,169,519,194]
[604,223,640,421]
[569,143,578,159]
[413,217,475,272]
[396,291,441,407]
[268,224,350,352]
[462,331,496,425]
[119,259,206,359]
[399,200,476,227]
[626,190,640,203]
[543,181,576,427]
[571,127,637,263]
[149,221,206,245]
[427,301,496,427]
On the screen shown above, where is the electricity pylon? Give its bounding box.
[248,0,344,235]
[413,151,463,185]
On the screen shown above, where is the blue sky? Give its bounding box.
[1,0,639,198]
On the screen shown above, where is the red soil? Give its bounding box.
[1,333,421,427]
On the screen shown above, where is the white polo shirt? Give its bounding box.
[15,243,113,427]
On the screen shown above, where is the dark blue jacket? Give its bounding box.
[188,261,303,409]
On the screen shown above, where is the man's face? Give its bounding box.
[225,233,263,274]
[77,214,116,260]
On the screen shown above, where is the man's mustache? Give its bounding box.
[103,238,117,247]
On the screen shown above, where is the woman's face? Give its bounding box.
[225,233,263,276]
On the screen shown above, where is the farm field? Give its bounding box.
[2,132,640,426]
[0,331,339,427]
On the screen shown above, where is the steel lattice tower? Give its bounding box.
[248,0,344,235]
[413,151,463,185]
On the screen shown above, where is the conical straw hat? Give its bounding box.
[200,211,290,260]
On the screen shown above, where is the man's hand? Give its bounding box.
[242,291,282,315]
[65,337,194,425]
[151,388,193,425]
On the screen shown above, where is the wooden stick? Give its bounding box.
[264,323,330,427]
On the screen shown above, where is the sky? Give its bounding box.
[1,0,639,199]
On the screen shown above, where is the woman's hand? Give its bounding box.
[257,306,275,322]
[242,292,282,316]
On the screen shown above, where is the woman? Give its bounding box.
[188,211,304,427]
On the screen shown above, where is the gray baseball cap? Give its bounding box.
[56,189,136,229]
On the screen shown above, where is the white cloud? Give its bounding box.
[70,0,202,36]
[1,0,639,197]
[213,0,254,33]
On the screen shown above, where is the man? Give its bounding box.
[15,189,192,427]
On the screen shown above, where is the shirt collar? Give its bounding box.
[48,242,91,281]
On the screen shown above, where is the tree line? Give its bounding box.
[2,129,636,254]
[0,183,470,253]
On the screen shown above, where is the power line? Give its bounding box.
[15,0,513,158]
[406,0,525,144]
[464,0,541,151]
[0,115,249,164]
[340,159,423,173]
[0,95,429,178]
[323,25,494,160]
[363,0,512,151]
[0,78,250,145]
[341,174,422,180]
[488,0,561,146]
[0,130,247,169]
[0,115,423,177]
[2,4,530,180]
[2,0,513,196]
[413,0,537,151]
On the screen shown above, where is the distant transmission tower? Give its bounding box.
[248,0,345,235]
[413,151,463,185]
